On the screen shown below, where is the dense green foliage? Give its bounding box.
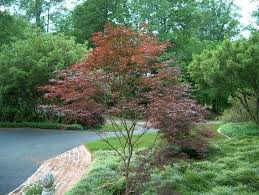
[0,0,244,121]
[189,32,259,116]
[65,0,129,44]
[219,122,259,137]
[17,0,67,31]
[0,0,16,6]
[128,0,239,64]
[0,30,86,121]
[57,0,239,65]
[142,136,259,194]
[196,0,240,41]
[220,98,257,123]
[0,11,30,46]
[24,182,43,195]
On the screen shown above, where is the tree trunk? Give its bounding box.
[35,0,43,28]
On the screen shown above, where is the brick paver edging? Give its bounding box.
[9,145,91,195]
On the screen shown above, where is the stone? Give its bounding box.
[41,172,55,195]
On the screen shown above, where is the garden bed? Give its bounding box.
[67,124,259,195]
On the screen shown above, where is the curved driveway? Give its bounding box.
[0,128,111,194]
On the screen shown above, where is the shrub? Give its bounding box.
[148,98,209,160]
[0,29,87,121]
[64,110,105,128]
[0,122,85,130]
[64,124,84,130]
[24,182,43,195]
[189,33,259,124]
[220,98,257,123]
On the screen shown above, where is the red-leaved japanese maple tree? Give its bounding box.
[40,24,206,194]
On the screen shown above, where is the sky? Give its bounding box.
[234,0,258,26]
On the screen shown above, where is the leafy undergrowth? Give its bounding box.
[24,182,43,195]
[67,124,259,195]
[86,133,159,152]
[219,122,259,137]
[66,151,123,195]
[142,136,259,194]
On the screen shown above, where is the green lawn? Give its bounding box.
[86,132,159,152]
[219,122,259,137]
[92,123,130,132]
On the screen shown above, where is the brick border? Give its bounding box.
[9,145,91,195]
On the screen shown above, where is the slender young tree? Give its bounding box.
[18,0,66,31]
[40,24,206,194]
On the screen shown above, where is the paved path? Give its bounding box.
[0,128,110,195]
[11,145,91,195]
[0,125,154,195]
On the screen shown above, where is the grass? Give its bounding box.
[0,121,84,130]
[219,122,259,137]
[69,134,259,195]
[66,151,123,195]
[67,123,259,195]
[92,123,129,132]
[67,132,160,194]
[86,132,159,152]
[141,135,259,194]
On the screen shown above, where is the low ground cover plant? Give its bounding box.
[219,122,259,137]
[67,124,259,195]
[24,182,43,195]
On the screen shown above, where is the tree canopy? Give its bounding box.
[189,32,259,123]
[0,11,29,46]
[0,30,87,121]
[0,0,257,124]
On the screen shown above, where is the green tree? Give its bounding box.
[0,0,16,6]
[128,0,240,65]
[189,32,259,123]
[63,0,130,44]
[18,0,66,31]
[197,0,240,41]
[0,30,87,121]
[0,11,30,46]
[189,45,231,113]
[128,0,198,39]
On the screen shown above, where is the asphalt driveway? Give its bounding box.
[0,128,109,194]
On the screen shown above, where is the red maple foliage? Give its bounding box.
[40,24,209,194]
[40,23,207,150]
[39,23,171,123]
